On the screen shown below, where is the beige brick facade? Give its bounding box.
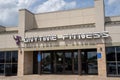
[0,0,120,80]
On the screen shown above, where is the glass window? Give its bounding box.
[41,52,52,73]
[0,52,5,63]
[81,50,98,75]
[12,51,18,63]
[6,51,11,63]
[5,64,12,76]
[106,46,120,76]
[0,51,18,76]
[74,52,78,74]
[87,52,98,74]
[0,64,4,75]
[81,52,87,74]
[56,52,64,73]
[116,47,120,61]
[88,62,98,74]
[87,52,97,62]
[12,64,17,75]
[107,62,117,75]
[106,47,115,61]
[64,52,72,73]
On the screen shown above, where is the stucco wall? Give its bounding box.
[34,8,95,28]
[0,32,18,49]
[105,25,120,44]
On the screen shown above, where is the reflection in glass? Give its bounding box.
[6,51,11,63]
[0,52,5,63]
[12,51,18,63]
[74,52,78,73]
[106,47,115,61]
[0,51,18,76]
[0,64,4,75]
[106,47,120,76]
[5,64,12,75]
[56,52,64,73]
[87,52,97,62]
[118,63,120,75]
[41,52,52,73]
[81,52,87,74]
[41,50,78,74]
[88,63,98,74]
[12,64,17,75]
[64,52,72,73]
[81,50,98,74]
[116,47,120,61]
[107,62,117,75]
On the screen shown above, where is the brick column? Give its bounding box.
[17,9,35,76]
[17,49,24,76]
[24,51,33,75]
[97,43,107,77]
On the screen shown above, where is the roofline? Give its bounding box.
[0,25,5,28]
[106,15,120,18]
[35,6,94,15]
[19,9,34,15]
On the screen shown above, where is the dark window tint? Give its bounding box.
[106,46,120,76]
[107,62,117,75]
[87,52,98,74]
[12,64,17,75]
[106,47,115,61]
[74,52,78,74]
[12,51,18,63]
[0,51,18,76]
[0,52,5,63]
[81,50,98,75]
[6,51,11,63]
[41,52,52,73]
[117,63,120,75]
[0,64,4,75]
[5,64,12,76]
[64,52,72,73]
[116,47,120,61]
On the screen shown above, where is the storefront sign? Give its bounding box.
[23,31,110,43]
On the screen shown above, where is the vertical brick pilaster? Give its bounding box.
[17,49,24,76]
[24,51,33,75]
[97,43,107,77]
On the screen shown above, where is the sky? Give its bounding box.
[0,0,120,27]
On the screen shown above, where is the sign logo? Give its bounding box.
[13,36,22,46]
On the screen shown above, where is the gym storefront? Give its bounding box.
[0,0,120,80]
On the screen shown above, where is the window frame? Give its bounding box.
[106,46,120,77]
[0,51,18,76]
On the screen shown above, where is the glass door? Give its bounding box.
[81,49,98,75]
[56,52,64,74]
[41,52,52,73]
[39,50,78,74]
[64,51,72,74]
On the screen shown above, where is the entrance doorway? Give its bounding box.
[38,50,78,74]
[33,49,98,75]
